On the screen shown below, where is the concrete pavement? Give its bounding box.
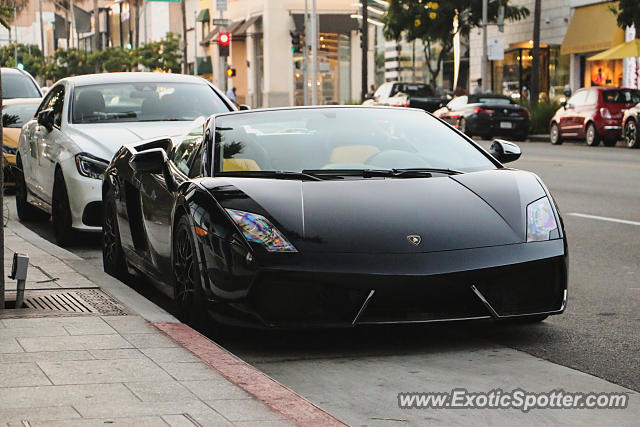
[0,221,344,426]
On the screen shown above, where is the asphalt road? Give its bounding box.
[10,139,640,424]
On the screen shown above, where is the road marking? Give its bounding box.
[568,213,640,226]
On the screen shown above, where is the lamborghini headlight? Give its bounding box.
[226,209,297,252]
[75,152,109,180]
[526,197,558,242]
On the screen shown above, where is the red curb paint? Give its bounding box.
[153,321,348,427]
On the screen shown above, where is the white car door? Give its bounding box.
[34,84,67,204]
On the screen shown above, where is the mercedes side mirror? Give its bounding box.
[37,108,55,132]
[490,139,521,164]
[130,148,167,174]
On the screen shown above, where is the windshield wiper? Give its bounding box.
[221,170,323,181]
[301,168,463,178]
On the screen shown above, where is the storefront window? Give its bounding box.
[585,59,623,88]
[549,47,569,100]
[492,46,553,102]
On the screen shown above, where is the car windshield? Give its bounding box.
[72,82,228,124]
[602,90,640,103]
[398,84,434,97]
[1,72,41,99]
[477,97,512,105]
[214,108,496,175]
[2,103,39,128]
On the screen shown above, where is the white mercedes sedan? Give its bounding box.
[16,72,235,245]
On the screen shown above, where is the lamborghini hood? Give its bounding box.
[205,169,548,254]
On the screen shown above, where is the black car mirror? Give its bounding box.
[129,148,167,174]
[490,139,521,164]
[561,100,568,109]
[238,104,251,111]
[37,108,55,132]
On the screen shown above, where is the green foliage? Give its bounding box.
[42,48,93,81]
[610,0,640,36]
[384,1,530,85]
[0,43,44,77]
[133,32,182,73]
[528,101,560,134]
[89,47,135,73]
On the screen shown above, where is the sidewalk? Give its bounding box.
[1,219,345,426]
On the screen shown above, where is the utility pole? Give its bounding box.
[530,0,541,107]
[181,0,188,74]
[93,0,100,50]
[481,0,488,94]
[70,0,76,48]
[39,0,45,61]
[193,11,198,75]
[311,0,317,104]
[303,0,309,105]
[361,0,368,102]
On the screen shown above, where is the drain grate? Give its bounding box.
[8,289,129,316]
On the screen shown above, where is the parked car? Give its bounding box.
[364,82,449,112]
[433,94,530,141]
[1,67,42,99]
[549,87,640,146]
[621,102,640,148]
[103,106,567,329]
[16,72,235,246]
[2,98,42,189]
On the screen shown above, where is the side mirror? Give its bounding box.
[37,108,55,131]
[129,148,167,174]
[238,104,251,111]
[490,139,521,164]
[561,100,567,109]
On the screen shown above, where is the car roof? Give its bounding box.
[57,72,209,87]
[213,105,419,118]
[2,97,42,106]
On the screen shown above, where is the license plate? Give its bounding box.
[500,121,513,129]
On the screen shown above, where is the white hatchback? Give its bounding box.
[16,72,234,245]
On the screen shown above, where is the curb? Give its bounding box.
[7,219,177,322]
[154,322,348,427]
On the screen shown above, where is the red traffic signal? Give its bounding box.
[219,32,230,46]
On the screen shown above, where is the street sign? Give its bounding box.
[488,38,504,61]
[212,18,232,26]
[216,0,227,12]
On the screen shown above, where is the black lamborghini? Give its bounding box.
[102,106,567,328]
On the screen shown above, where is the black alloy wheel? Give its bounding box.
[550,122,562,145]
[102,192,128,280]
[52,169,77,246]
[585,123,600,147]
[625,118,640,148]
[15,156,50,222]
[173,216,208,328]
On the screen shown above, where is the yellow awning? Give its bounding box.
[588,39,640,61]
[560,1,625,55]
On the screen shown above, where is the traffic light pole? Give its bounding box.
[303,0,309,105]
[481,0,488,94]
[361,0,368,102]
[311,0,317,105]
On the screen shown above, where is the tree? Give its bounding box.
[0,44,44,78]
[134,33,182,73]
[383,0,530,86]
[0,0,29,30]
[89,47,134,72]
[611,0,640,38]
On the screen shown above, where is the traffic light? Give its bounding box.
[226,67,236,78]
[290,30,301,53]
[219,32,230,57]
[16,55,24,70]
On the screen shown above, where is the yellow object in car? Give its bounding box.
[223,158,261,171]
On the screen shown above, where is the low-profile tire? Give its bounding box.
[624,118,640,148]
[585,123,600,146]
[15,156,50,222]
[102,190,129,281]
[173,215,209,329]
[52,169,77,246]
[550,122,562,145]
[602,137,617,147]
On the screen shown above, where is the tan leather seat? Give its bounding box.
[329,145,380,164]
[223,158,261,171]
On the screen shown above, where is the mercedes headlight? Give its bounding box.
[526,197,558,242]
[226,209,297,252]
[75,153,108,180]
